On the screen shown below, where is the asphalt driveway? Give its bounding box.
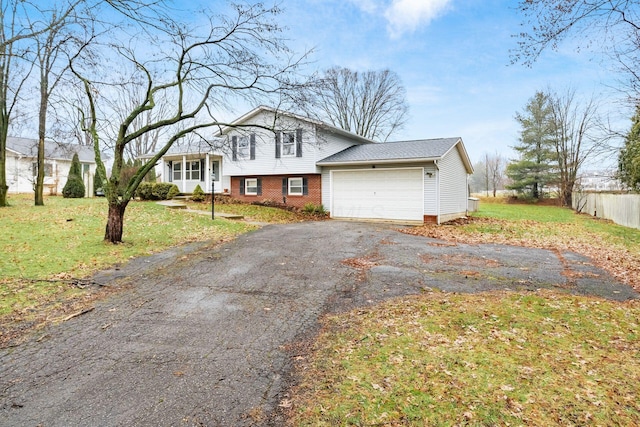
[1,221,637,426]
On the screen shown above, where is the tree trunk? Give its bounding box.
[562,187,573,207]
[35,136,45,206]
[0,130,8,207]
[105,202,128,243]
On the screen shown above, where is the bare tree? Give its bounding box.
[108,80,175,160]
[71,2,307,243]
[0,0,81,207]
[486,151,505,197]
[304,67,408,142]
[513,1,640,101]
[33,1,86,206]
[548,89,602,206]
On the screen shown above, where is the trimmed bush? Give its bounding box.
[136,182,180,200]
[167,184,180,199]
[192,184,205,202]
[62,153,85,198]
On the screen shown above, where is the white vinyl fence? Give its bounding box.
[573,192,640,230]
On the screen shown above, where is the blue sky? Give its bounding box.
[274,0,624,165]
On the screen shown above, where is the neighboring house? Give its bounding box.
[148,106,474,224]
[577,170,623,192]
[6,137,97,196]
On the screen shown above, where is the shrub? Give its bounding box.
[63,176,86,198]
[192,184,205,202]
[62,153,85,198]
[303,203,326,215]
[167,184,180,199]
[136,182,180,200]
[94,171,104,196]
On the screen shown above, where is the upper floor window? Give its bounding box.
[281,132,296,157]
[237,136,249,158]
[275,129,302,159]
[232,134,255,161]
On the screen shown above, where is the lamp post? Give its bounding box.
[211,173,215,220]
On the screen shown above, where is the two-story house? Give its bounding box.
[150,106,474,224]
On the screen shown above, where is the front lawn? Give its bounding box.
[290,291,640,426]
[0,194,259,341]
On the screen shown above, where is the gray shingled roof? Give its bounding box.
[317,137,462,164]
[7,136,96,163]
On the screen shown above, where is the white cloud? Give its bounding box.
[384,0,453,37]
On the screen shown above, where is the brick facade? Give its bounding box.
[230,174,322,209]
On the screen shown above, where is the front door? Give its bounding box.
[211,160,220,192]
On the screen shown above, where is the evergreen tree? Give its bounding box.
[94,170,103,195]
[506,91,557,199]
[62,153,86,198]
[619,106,640,191]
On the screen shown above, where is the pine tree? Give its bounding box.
[62,153,86,198]
[506,91,557,199]
[619,106,640,191]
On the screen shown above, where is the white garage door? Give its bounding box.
[331,168,424,221]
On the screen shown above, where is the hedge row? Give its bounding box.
[136,182,180,200]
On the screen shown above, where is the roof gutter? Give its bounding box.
[317,157,441,167]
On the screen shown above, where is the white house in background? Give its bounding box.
[6,137,97,196]
[147,106,474,224]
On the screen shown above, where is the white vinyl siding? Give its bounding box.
[438,146,469,216]
[330,168,424,221]
[224,110,367,177]
[424,163,438,216]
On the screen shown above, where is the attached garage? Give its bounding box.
[330,168,424,221]
[318,138,474,224]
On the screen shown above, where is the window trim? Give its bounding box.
[288,177,303,196]
[245,178,258,195]
[172,162,182,181]
[186,160,200,180]
[280,132,296,157]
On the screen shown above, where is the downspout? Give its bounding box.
[434,159,440,224]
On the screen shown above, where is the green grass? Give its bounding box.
[474,199,577,222]
[0,194,257,321]
[291,292,640,426]
[186,201,318,223]
[467,197,640,251]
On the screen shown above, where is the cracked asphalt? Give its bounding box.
[1,221,637,426]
